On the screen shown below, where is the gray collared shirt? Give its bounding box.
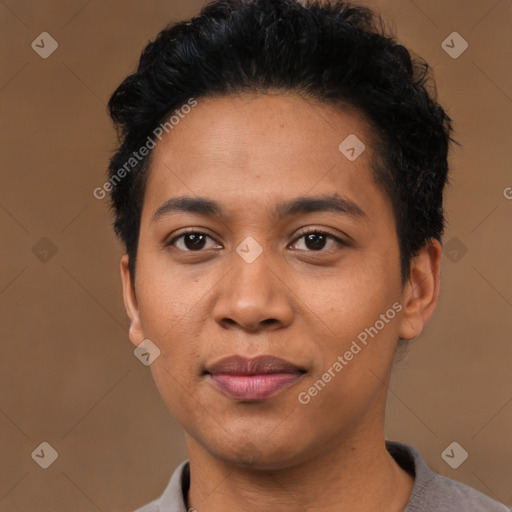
[133,440,509,512]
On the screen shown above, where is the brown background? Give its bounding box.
[0,0,511,510]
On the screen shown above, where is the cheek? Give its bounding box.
[293,256,402,396]
[136,253,211,341]
[298,256,400,335]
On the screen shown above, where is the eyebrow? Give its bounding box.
[151,193,367,222]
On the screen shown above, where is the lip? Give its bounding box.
[205,355,306,401]
[206,354,305,375]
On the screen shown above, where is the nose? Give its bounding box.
[212,248,294,333]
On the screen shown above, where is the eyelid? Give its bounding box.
[164,227,349,252]
[290,228,349,250]
[165,228,220,249]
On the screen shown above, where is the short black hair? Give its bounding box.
[107,0,458,283]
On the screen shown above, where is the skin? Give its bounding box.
[120,92,442,512]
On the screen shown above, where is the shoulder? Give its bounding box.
[131,459,190,512]
[421,472,509,512]
[133,499,160,512]
[386,441,509,512]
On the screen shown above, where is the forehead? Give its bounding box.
[142,92,389,223]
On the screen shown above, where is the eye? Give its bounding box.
[165,229,347,253]
[290,229,347,252]
[166,231,222,252]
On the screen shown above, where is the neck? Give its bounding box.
[184,429,414,512]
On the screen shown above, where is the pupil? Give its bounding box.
[186,233,206,250]
[182,233,327,251]
[306,233,326,250]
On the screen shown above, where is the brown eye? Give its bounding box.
[181,233,207,250]
[304,232,328,250]
[291,230,346,252]
[167,231,221,251]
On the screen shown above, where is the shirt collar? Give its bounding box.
[156,440,431,511]
[158,459,190,512]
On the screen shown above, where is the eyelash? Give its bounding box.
[165,229,347,253]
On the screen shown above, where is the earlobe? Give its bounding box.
[120,254,144,347]
[398,238,443,341]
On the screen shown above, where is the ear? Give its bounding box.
[120,254,144,347]
[398,238,442,341]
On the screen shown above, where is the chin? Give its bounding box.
[205,431,311,471]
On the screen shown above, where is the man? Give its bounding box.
[105,0,508,510]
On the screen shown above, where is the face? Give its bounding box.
[121,92,441,470]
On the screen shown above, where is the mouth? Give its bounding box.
[204,354,307,401]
